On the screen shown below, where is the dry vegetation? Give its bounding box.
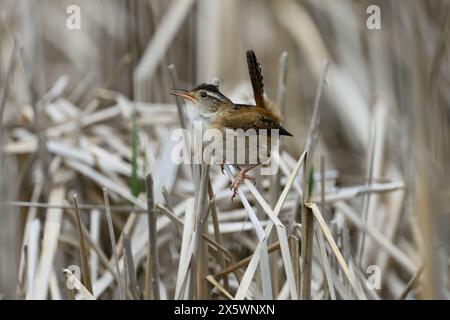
[0,0,449,300]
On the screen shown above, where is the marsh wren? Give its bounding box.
[170,50,292,200]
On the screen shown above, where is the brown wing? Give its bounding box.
[213,106,292,136]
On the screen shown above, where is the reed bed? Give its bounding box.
[0,0,449,300]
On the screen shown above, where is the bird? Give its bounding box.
[170,50,292,200]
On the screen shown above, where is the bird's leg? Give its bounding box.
[230,163,261,201]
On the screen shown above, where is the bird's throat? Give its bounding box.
[185,101,214,126]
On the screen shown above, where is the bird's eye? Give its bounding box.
[200,91,208,99]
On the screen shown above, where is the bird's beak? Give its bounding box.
[170,89,196,102]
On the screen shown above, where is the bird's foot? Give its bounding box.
[230,169,256,201]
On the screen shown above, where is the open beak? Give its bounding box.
[170,89,196,102]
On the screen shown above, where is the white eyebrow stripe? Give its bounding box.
[206,91,227,101]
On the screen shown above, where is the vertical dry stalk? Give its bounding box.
[317,156,336,299]
[300,155,314,300]
[223,164,274,299]
[89,209,100,283]
[357,117,376,265]
[413,168,441,298]
[270,51,288,296]
[69,210,119,282]
[145,174,160,300]
[72,194,93,294]
[18,181,43,298]
[162,187,175,212]
[0,40,18,129]
[314,224,336,300]
[123,234,140,299]
[208,182,229,291]
[32,187,65,300]
[288,234,300,298]
[20,245,28,299]
[233,152,306,300]
[320,156,325,215]
[197,214,209,299]
[308,202,361,299]
[123,245,129,300]
[103,187,124,300]
[190,164,210,299]
[300,61,329,299]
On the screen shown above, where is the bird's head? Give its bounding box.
[170,83,232,121]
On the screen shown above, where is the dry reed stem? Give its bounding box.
[224,164,273,299]
[19,246,28,299]
[316,155,336,299]
[269,51,289,296]
[398,265,424,300]
[307,202,362,299]
[0,39,18,128]
[233,151,306,300]
[205,275,234,300]
[300,157,314,300]
[174,198,196,299]
[103,187,124,300]
[145,174,161,300]
[191,164,210,299]
[314,223,336,300]
[134,0,196,101]
[72,194,93,294]
[241,176,299,300]
[89,209,100,283]
[32,186,65,300]
[65,209,118,281]
[300,61,329,299]
[123,234,141,299]
[288,235,300,298]
[17,180,44,292]
[25,221,40,299]
[357,113,377,265]
[208,182,230,291]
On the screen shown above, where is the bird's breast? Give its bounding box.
[205,129,273,166]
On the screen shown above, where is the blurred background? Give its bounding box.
[0,0,449,300]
